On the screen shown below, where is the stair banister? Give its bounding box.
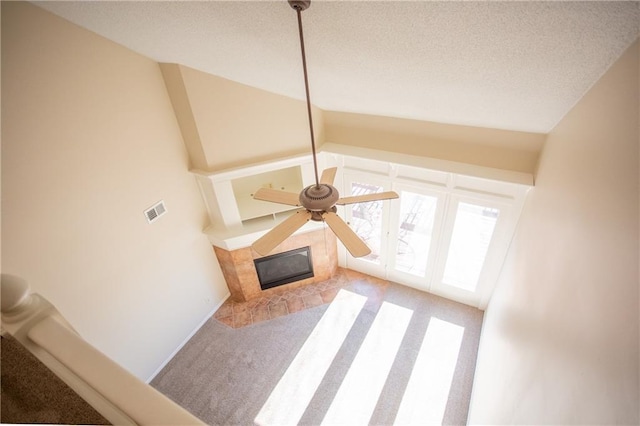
[1,274,204,425]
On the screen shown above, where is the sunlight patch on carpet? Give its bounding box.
[321,301,413,425]
[394,317,464,424]
[254,289,366,426]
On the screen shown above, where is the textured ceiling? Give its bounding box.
[35,1,639,133]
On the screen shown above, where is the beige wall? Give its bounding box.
[324,111,545,174]
[469,40,639,423]
[161,63,325,172]
[1,2,229,381]
[161,59,544,175]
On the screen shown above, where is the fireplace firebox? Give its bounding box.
[254,246,314,290]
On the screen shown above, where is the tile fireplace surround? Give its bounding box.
[213,228,338,303]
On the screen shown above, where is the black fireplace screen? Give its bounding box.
[254,246,314,290]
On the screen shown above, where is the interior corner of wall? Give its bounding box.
[158,63,182,87]
[531,134,550,185]
[159,62,209,171]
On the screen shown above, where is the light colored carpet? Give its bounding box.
[151,278,483,425]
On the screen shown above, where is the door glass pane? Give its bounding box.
[350,182,384,263]
[443,203,499,291]
[395,191,438,277]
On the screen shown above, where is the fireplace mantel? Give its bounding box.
[204,216,326,252]
[192,144,531,253]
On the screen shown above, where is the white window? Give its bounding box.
[334,155,529,309]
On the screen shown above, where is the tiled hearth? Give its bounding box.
[213,268,389,328]
[211,227,389,328]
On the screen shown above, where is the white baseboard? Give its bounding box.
[145,291,231,383]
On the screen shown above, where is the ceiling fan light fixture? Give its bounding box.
[250,1,399,258]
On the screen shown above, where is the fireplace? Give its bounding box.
[254,247,314,290]
[213,228,337,302]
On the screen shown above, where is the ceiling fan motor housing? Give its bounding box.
[300,183,339,213]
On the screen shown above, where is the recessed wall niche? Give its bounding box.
[191,154,317,233]
[231,166,303,222]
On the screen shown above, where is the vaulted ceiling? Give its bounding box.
[35,1,639,133]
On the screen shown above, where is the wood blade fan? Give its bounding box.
[251,0,399,258]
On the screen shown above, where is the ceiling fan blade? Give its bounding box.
[252,209,311,256]
[320,167,338,185]
[336,191,399,205]
[253,187,301,207]
[322,211,371,258]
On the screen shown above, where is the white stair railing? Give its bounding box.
[1,274,204,425]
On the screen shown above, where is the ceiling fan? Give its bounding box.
[251,0,399,258]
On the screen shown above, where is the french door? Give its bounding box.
[342,171,392,278]
[386,182,447,289]
[429,194,511,307]
[342,171,514,308]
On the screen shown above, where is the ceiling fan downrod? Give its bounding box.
[250,1,397,259]
[289,0,320,189]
